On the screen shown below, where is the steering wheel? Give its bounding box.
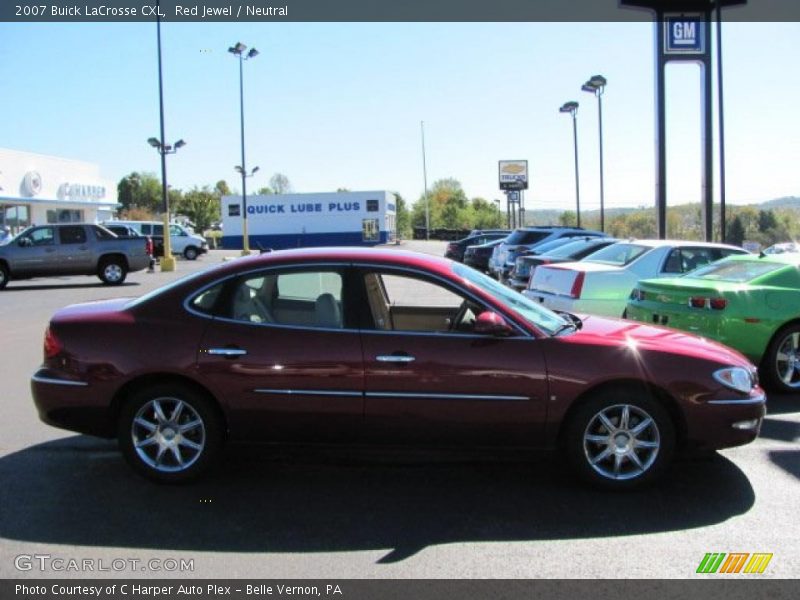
[449,300,472,332]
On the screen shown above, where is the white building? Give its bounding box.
[221,191,397,250]
[0,147,118,233]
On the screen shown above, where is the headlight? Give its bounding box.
[713,367,754,394]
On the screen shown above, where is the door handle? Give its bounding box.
[207,347,248,357]
[376,354,415,363]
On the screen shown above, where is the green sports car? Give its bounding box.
[626,253,800,393]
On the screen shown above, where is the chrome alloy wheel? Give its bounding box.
[583,404,661,481]
[775,331,800,389]
[103,263,124,283]
[131,397,206,473]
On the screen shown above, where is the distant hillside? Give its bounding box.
[753,196,800,210]
[524,196,800,225]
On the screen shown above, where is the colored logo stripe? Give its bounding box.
[696,553,772,574]
[744,553,773,574]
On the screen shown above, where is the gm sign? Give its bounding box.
[665,16,704,55]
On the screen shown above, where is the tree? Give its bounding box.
[393,192,412,239]
[255,186,273,195]
[177,186,220,233]
[215,180,231,197]
[269,173,292,194]
[116,172,162,215]
[559,210,577,227]
[727,215,745,247]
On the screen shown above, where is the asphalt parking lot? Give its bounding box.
[0,243,798,579]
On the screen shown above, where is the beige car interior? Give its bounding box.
[364,272,479,333]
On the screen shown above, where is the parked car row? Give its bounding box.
[449,225,800,394]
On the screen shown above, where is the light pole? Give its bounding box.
[229,41,259,255]
[582,74,607,232]
[560,101,581,228]
[147,138,186,270]
[152,1,180,272]
[420,120,430,240]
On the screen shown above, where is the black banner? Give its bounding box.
[2,0,799,22]
[3,580,800,600]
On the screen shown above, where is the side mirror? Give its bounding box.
[18,238,32,247]
[474,311,513,336]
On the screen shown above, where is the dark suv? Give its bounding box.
[445,231,510,262]
[488,226,606,281]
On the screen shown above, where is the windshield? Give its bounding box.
[453,263,567,336]
[688,259,786,282]
[545,238,604,258]
[505,229,549,246]
[584,243,650,266]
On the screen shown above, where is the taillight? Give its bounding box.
[709,297,727,310]
[44,327,62,358]
[689,297,706,308]
[569,271,585,299]
[688,296,727,310]
[447,243,458,253]
[630,288,646,301]
[146,238,153,255]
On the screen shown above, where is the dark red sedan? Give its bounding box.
[31,248,765,489]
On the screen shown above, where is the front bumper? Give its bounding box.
[683,389,767,451]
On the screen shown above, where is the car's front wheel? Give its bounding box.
[762,324,800,393]
[118,384,223,483]
[0,263,8,290]
[564,389,675,490]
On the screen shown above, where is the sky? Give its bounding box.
[1,20,798,215]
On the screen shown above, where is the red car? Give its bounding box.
[31,248,765,489]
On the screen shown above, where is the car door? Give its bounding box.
[56,225,93,272]
[356,266,549,447]
[11,226,59,275]
[196,264,365,443]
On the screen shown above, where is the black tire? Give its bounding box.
[0,263,8,290]
[118,383,223,483]
[183,246,199,260]
[761,323,800,393]
[564,387,675,490]
[98,257,128,285]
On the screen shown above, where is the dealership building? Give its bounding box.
[0,147,118,232]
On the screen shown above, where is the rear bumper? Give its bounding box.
[31,368,114,438]
[522,291,626,318]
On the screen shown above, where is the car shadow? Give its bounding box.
[758,416,800,444]
[3,282,141,292]
[0,436,756,563]
[764,392,799,416]
[768,450,800,480]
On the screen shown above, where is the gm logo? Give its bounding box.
[665,17,704,54]
[696,552,773,574]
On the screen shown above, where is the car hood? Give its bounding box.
[51,298,135,324]
[563,313,752,367]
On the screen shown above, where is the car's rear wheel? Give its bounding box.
[183,246,199,260]
[762,324,800,393]
[0,263,8,290]
[98,257,127,285]
[564,389,675,490]
[118,384,223,483]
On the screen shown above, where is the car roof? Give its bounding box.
[619,239,746,251]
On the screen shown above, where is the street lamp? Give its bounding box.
[229,41,259,255]
[582,75,607,232]
[147,137,186,270]
[151,0,181,272]
[560,101,581,228]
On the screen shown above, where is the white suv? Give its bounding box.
[105,220,208,260]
